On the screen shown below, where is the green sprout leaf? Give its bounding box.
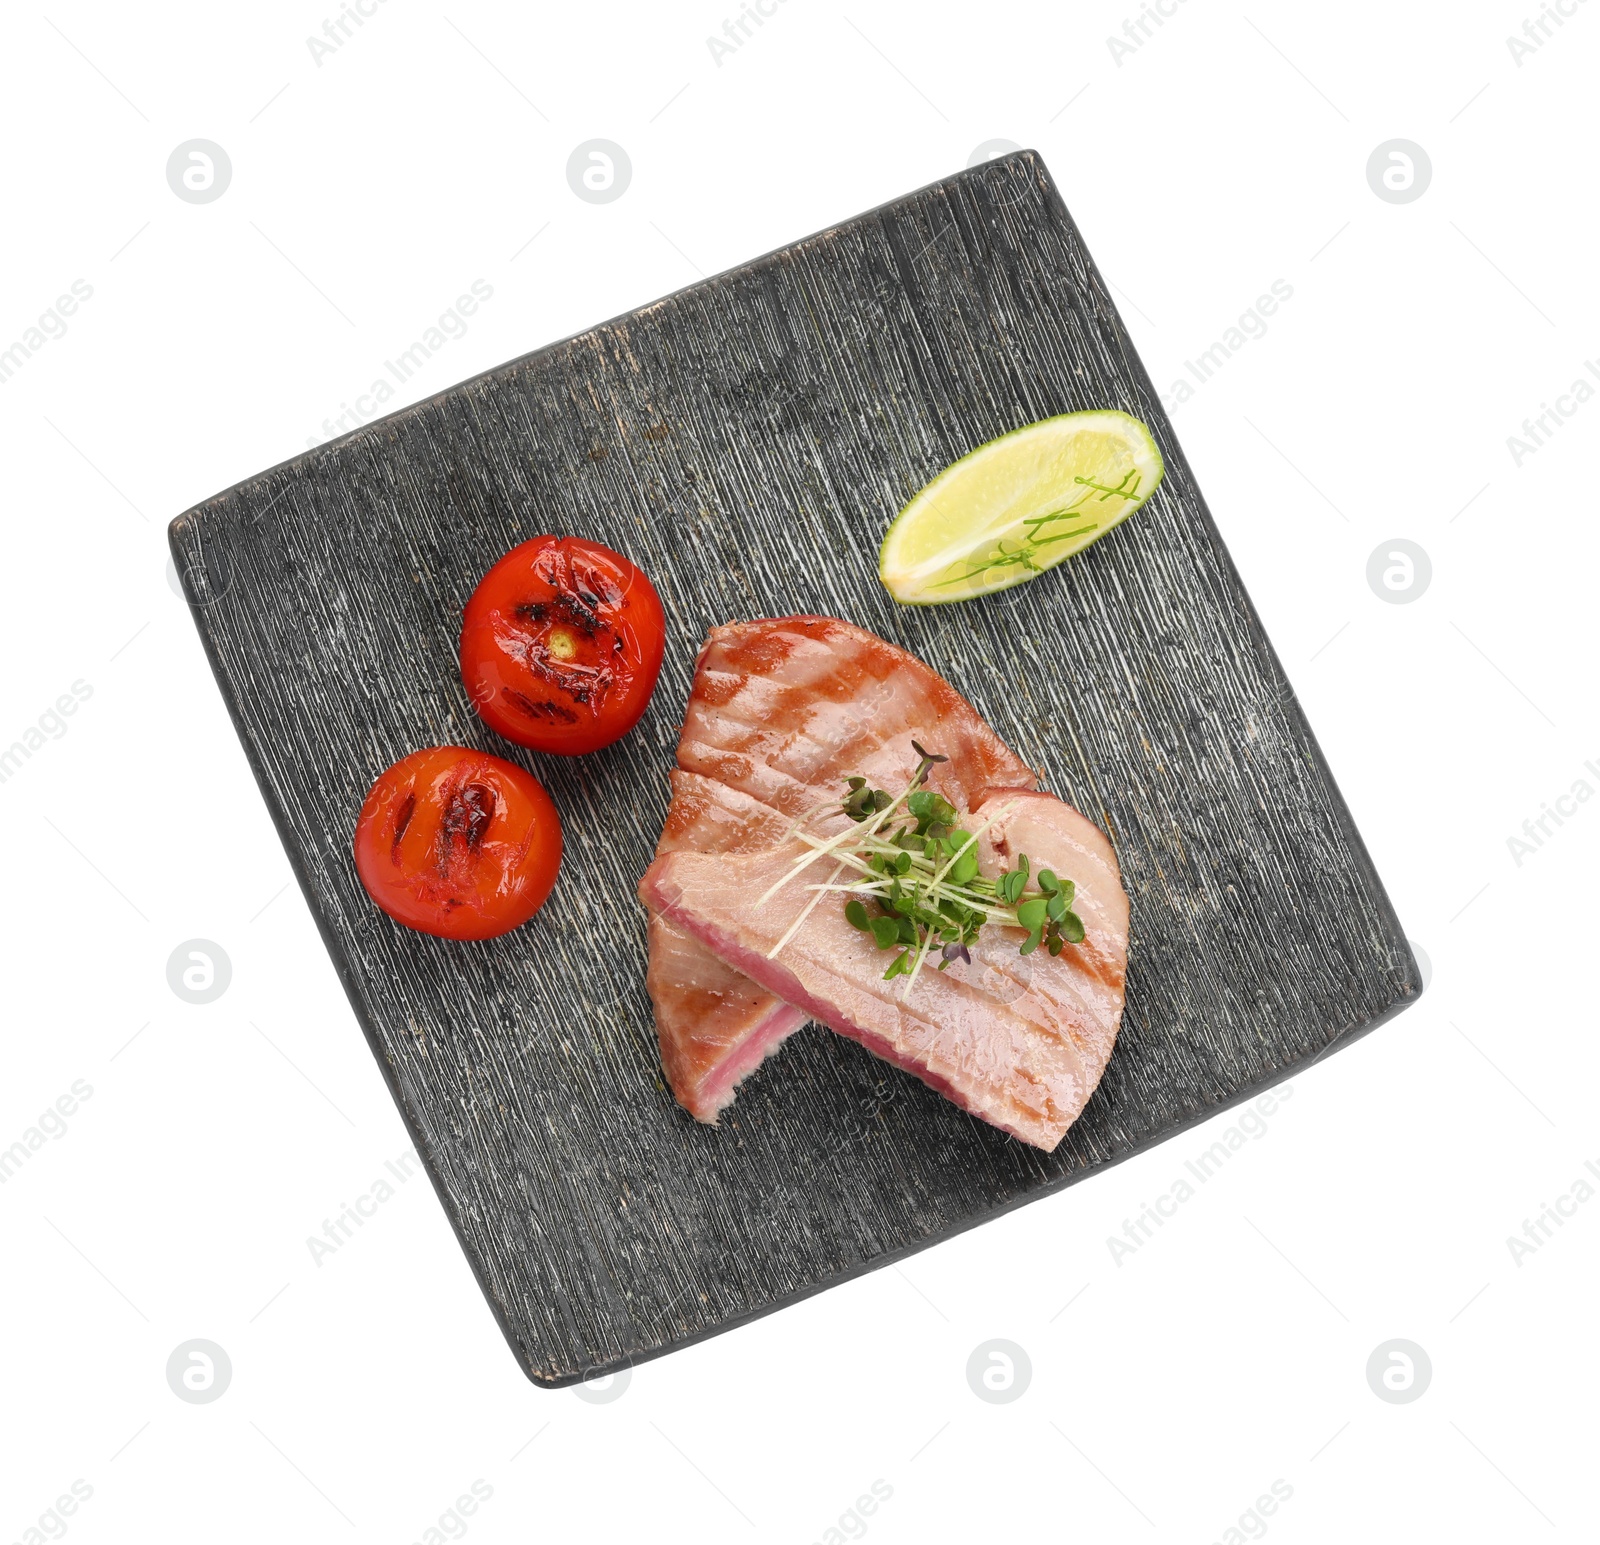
[907,789,956,827]
[845,899,871,932]
[1016,897,1048,931]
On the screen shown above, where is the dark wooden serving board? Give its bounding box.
[171,152,1419,1386]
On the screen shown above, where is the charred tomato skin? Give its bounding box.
[353,746,561,941]
[459,536,666,756]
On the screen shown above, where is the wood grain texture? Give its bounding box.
[170,152,1420,1386]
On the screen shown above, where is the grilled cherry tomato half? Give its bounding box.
[353,746,561,940]
[459,536,665,755]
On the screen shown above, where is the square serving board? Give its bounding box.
[171,151,1420,1386]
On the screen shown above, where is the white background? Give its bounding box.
[2,1,1595,1540]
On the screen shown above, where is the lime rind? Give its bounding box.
[878,410,1165,606]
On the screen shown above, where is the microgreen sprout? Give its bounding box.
[763,750,1087,999]
[931,470,1145,588]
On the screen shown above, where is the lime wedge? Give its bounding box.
[878,410,1164,605]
